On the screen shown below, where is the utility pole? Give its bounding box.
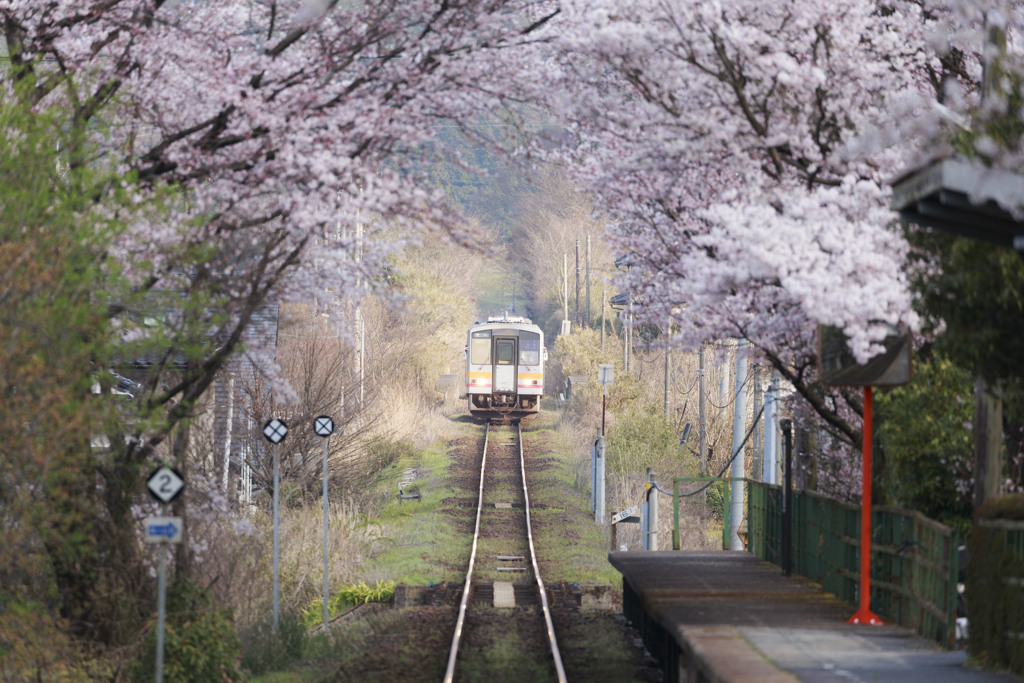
[763,371,780,483]
[600,289,606,353]
[575,238,581,328]
[698,345,706,474]
[585,234,592,327]
[664,343,670,418]
[751,364,763,480]
[562,253,569,323]
[729,340,748,551]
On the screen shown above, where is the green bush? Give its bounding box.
[299,580,397,630]
[704,480,726,522]
[238,610,307,677]
[129,578,242,683]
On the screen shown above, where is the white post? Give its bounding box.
[763,373,779,484]
[644,468,658,551]
[698,346,706,472]
[729,341,748,550]
[222,376,233,491]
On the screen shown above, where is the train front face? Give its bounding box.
[466,317,544,416]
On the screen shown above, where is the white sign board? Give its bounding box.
[598,364,614,386]
[144,516,184,544]
[263,418,288,444]
[611,505,639,524]
[314,415,334,437]
[146,466,185,504]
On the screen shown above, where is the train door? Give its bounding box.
[493,336,518,393]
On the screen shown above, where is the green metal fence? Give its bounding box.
[747,481,960,648]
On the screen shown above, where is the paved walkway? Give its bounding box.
[608,550,1021,683]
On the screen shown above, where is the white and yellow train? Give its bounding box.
[465,314,546,417]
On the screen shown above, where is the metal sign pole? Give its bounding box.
[273,440,280,631]
[144,464,185,683]
[155,543,167,683]
[849,387,883,625]
[314,415,335,634]
[322,435,329,631]
[262,418,288,633]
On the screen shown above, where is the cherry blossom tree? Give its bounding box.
[532,0,973,450]
[2,0,561,456]
[1,0,558,645]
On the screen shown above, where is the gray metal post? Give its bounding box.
[595,436,606,525]
[322,436,330,632]
[663,343,669,418]
[762,379,773,482]
[273,441,280,631]
[575,238,581,327]
[763,372,779,483]
[698,347,706,472]
[591,438,597,514]
[563,253,568,321]
[729,340,748,550]
[155,544,167,683]
[644,468,658,551]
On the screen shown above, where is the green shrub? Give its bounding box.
[705,480,726,522]
[298,581,397,631]
[129,577,242,683]
[238,610,306,677]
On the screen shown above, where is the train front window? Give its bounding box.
[496,340,515,365]
[470,331,491,364]
[519,332,540,365]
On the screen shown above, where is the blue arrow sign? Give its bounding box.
[149,522,178,538]
[144,516,183,543]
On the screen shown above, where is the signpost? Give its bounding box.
[144,465,186,683]
[263,418,288,631]
[314,416,334,633]
[594,365,614,527]
[611,505,640,525]
[819,326,911,626]
[147,466,185,504]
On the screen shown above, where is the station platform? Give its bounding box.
[609,550,1020,683]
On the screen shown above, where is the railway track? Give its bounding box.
[443,420,567,683]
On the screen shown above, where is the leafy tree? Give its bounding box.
[875,354,974,531]
[0,82,149,665]
[0,0,558,650]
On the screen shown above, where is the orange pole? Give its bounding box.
[849,385,883,625]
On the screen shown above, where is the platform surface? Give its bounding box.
[609,550,1020,682]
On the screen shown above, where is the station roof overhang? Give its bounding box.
[889,156,1024,250]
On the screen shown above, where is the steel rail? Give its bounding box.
[443,422,490,683]
[518,422,568,683]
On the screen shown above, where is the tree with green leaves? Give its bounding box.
[0,82,154,671]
